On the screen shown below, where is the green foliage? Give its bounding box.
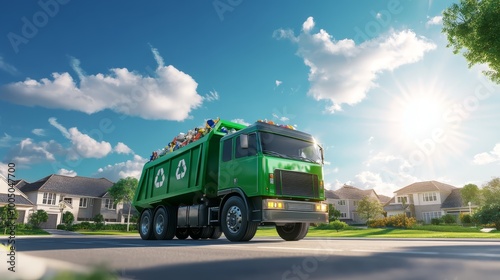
[356,196,383,223]
[93,214,104,224]
[442,214,457,224]
[108,177,138,231]
[473,203,500,230]
[328,204,341,222]
[442,0,500,83]
[0,205,19,234]
[431,218,442,225]
[329,220,348,232]
[29,209,49,229]
[63,211,75,226]
[461,183,481,206]
[481,178,500,206]
[460,213,473,224]
[368,214,417,229]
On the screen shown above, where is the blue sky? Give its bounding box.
[1,0,499,196]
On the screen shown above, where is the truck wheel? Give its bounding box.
[200,227,214,239]
[221,196,258,242]
[189,228,202,240]
[276,223,309,241]
[139,209,155,240]
[153,207,176,240]
[210,227,223,239]
[176,228,189,240]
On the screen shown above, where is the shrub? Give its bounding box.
[431,218,442,225]
[63,211,75,226]
[442,214,456,224]
[368,214,416,229]
[57,224,66,230]
[329,220,348,232]
[460,213,472,224]
[28,209,49,229]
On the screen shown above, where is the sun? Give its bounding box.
[399,97,443,139]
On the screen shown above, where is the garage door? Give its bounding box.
[40,214,58,229]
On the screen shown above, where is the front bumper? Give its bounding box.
[261,199,328,223]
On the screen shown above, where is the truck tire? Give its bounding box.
[276,223,309,241]
[153,207,176,240]
[139,209,155,240]
[221,196,258,242]
[175,228,189,240]
[210,227,223,239]
[189,228,202,240]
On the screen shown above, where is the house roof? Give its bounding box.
[394,181,457,195]
[325,189,339,199]
[378,195,391,204]
[0,194,33,206]
[18,174,114,198]
[441,188,465,209]
[329,185,379,200]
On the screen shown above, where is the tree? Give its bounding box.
[442,0,500,83]
[107,177,138,232]
[481,177,500,206]
[63,211,75,226]
[461,183,481,206]
[356,196,383,224]
[0,205,19,234]
[473,204,500,230]
[328,204,341,222]
[29,209,48,229]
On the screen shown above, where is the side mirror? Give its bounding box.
[240,134,248,149]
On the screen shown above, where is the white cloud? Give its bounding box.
[426,16,443,27]
[275,80,282,87]
[204,90,219,102]
[57,168,77,177]
[32,128,46,136]
[0,162,8,178]
[6,138,64,165]
[49,117,112,159]
[96,154,147,182]
[114,142,133,155]
[274,17,436,112]
[473,143,500,165]
[302,16,315,32]
[0,56,18,75]
[272,113,289,122]
[231,119,251,126]
[0,133,13,148]
[0,48,203,121]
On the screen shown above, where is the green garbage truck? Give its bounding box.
[132,119,328,242]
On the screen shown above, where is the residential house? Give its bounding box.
[326,185,385,224]
[0,175,34,224]
[17,174,128,228]
[384,180,458,223]
[441,188,477,219]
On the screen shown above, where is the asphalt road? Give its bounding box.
[8,234,500,280]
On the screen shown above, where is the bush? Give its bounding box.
[431,218,442,225]
[330,220,348,232]
[442,214,456,224]
[29,209,49,229]
[57,224,66,230]
[63,211,75,226]
[368,214,417,229]
[460,213,472,224]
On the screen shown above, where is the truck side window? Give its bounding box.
[222,138,232,162]
[236,134,256,158]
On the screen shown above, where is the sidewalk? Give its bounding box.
[43,229,83,236]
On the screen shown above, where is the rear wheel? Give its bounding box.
[139,209,155,240]
[276,223,309,241]
[153,206,176,240]
[221,196,258,242]
[175,228,189,240]
[189,228,202,240]
[210,227,223,239]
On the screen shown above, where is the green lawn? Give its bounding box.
[75,230,139,236]
[0,228,50,236]
[255,225,500,239]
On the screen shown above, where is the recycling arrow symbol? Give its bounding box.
[176,159,187,180]
[155,168,165,188]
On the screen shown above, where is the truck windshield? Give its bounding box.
[259,132,323,164]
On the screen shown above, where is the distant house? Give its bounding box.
[441,188,477,218]
[0,175,34,224]
[383,180,462,223]
[326,185,385,224]
[16,174,133,228]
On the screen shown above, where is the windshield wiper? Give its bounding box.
[263,150,289,159]
[289,155,319,164]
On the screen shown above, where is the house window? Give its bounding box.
[423,192,437,202]
[353,201,358,206]
[79,198,88,208]
[340,212,347,218]
[423,211,442,223]
[338,200,346,206]
[64,197,72,205]
[396,196,408,204]
[42,193,56,205]
[105,199,116,210]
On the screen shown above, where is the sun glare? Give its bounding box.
[400,97,443,139]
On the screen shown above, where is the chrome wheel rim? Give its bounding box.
[141,215,150,235]
[155,214,164,235]
[226,205,242,234]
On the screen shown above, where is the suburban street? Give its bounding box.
[9,234,500,280]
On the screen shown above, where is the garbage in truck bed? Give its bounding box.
[149,118,296,161]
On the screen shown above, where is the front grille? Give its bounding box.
[274,169,319,198]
